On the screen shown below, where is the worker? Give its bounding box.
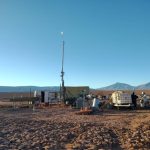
[131,92,138,109]
[140,92,147,108]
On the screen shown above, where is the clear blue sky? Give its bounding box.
[0,0,150,88]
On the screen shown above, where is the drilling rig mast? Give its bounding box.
[61,32,65,103]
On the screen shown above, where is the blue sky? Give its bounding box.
[0,0,150,88]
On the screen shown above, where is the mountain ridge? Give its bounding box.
[98,82,150,90]
[0,86,59,92]
[0,82,150,92]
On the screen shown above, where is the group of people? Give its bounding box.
[131,92,148,109]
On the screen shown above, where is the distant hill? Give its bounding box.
[97,82,150,90]
[136,82,150,90]
[98,82,134,90]
[1,82,150,92]
[0,86,59,92]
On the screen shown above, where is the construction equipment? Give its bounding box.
[75,107,92,115]
[111,91,133,108]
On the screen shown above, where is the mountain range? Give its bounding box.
[98,82,150,90]
[0,82,150,92]
[0,86,59,92]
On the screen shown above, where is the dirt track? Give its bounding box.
[0,107,150,150]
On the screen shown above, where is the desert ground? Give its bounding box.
[0,104,150,150]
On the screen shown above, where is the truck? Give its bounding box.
[111,91,133,108]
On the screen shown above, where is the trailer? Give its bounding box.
[34,91,59,104]
[111,91,133,108]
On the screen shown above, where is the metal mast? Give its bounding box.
[61,32,65,103]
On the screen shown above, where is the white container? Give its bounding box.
[111,91,132,107]
[34,91,37,97]
[92,98,100,108]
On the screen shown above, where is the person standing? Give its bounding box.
[140,92,147,108]
[131,92,138,109]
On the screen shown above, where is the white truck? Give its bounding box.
[111,91,133,108]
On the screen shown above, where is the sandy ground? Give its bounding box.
[0,106,150,150]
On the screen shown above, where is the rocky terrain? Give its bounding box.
[0,107,150,150]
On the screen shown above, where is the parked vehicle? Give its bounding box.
[111,91,133,108]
